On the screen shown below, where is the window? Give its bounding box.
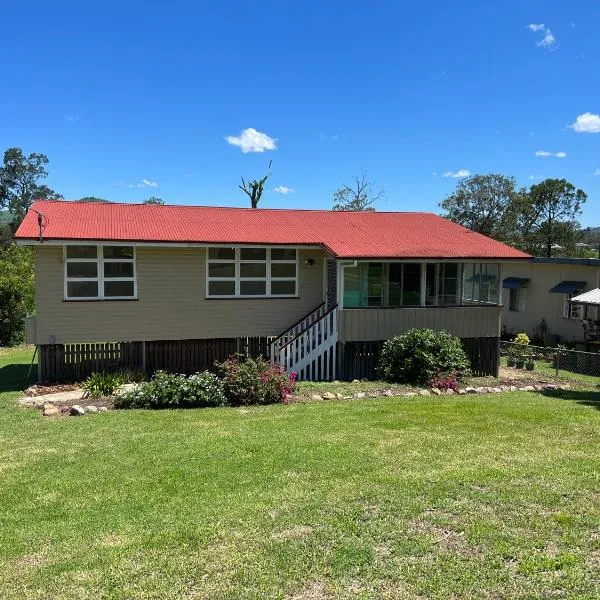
[426,263,459,306]
[462,263,499,305]
[206,247,297,297]
[65,245,136,300]
[509,287,526,312]
[564,291,583,319]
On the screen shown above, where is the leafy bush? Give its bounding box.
[114,370,226,409]
[378,329,471,385]
[116,367,147,383]
[0,245,34,346]
[215,355,297,405]
[82,371,123,397]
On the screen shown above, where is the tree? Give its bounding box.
[332,170,383,211]
[0,148,62,222]
[78,197,110,202]
[143,197,165,205]
[0,244,34,345]
[240,161,271,208]
[440,173,521,240]
[521,179,586,257]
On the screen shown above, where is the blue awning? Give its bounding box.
[503,277,529,289]
[549,281,586,294]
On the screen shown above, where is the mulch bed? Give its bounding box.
[24,383,81,397]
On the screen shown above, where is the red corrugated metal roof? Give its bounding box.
[15,200,531,259]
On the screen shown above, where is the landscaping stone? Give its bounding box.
[355,392,366,398]
[85,405,99,413]
[336,393,344,400]
[457,388,467,395]
[70,405,85,416]
[446,388,455,395]
[98,406,108,412]
[384,389,394,397]
[476,387,487,394]
[544,384,558,390]
[322,392,336,400]
[430,388,442,396]
[404,392,417,397]
[534,385,544,392]
[311,394,323,401]
[42,403,59,417]
[352,379,360,383]
[343,395,353,400]
[419,390,431,396]
[368,392,380,398]
[509,385,519,392]
[465,387,477,394]
[492,387,502,393]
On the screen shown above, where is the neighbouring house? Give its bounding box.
[502,257,600,348]
[15,200,529,381]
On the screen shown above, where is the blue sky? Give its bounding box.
[2,1,599,224]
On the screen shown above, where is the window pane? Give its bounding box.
[271,280,296,295]
[103,246,134,259]
[343,266,362,307]
[388,264,403,307]
[240,280,266,295]
[240,247,266,261]
[438,263,458,305]
[402,263,421,306]
[67,262,97,278]
[240,263,266,277]
[426,264,437,305]
[66,245,97,259]
[208,247,235,260]
[208,280,235,296]
[104,262,134,278]
[367,263,383,307]
[208,263,235,278]
[67,281,98,298]
[104,281,135,297]
[271,263,296,278]
[271,248,296,261]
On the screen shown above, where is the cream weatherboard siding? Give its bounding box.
[33,246,327,344]
[502,261,600,343]
[338,306,502,342]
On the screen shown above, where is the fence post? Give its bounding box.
[555,347,560,377]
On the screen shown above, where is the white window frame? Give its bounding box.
[64,244,137,300]
[564,290,583,320]
[206,246,298,298]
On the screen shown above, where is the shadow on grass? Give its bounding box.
[0,364,36,394]
[541,389,600,411]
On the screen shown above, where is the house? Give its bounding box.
[15,200,529,381]
[502,257,600,347]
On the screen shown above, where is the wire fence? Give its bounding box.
[500,341,600,380]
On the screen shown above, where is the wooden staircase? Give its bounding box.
[270,303,339,381]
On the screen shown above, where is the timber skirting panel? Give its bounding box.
[338,337,500,381]
[39,337,273,382]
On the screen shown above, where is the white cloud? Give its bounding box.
[527,23,556,48]
[528,174,543,180]
[225,128,277,153]
[537,30,555,47]
[535,150,566,158]
[594,168,600,176]
[65,115,80,122]
[128,179,158,188]
[319,133,339,141]
[273,185,295,195]
[570,112,600,133]
[442,169,470,178]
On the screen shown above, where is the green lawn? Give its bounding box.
[1,348,600,599]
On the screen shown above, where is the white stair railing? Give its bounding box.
[272,305,339,381]
[270,302,326,358]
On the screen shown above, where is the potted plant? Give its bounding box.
[506,345,518,367]
[525,358,535,371]
[512,332,530,370]
[515,357,525,369]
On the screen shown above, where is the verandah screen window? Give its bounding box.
[65,245,136,299]
[343,263,421,308]
[207,247,297,297]
[461,263,499,305]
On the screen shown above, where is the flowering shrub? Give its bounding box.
[430,370,460,392]
[378,329,471,385]
[114,370,226,409]
[513,332,530,345]
[215,355,297,405]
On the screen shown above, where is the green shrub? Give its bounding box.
[215,355,297,405]
[114,370,226,409]
[82,371,123,397]
[116,367,147,383]
[378,329,471,385]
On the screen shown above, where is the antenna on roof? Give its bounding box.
[28,206,48,243]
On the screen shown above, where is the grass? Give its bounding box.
[1,347,600,598]
[500,356,600,387]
